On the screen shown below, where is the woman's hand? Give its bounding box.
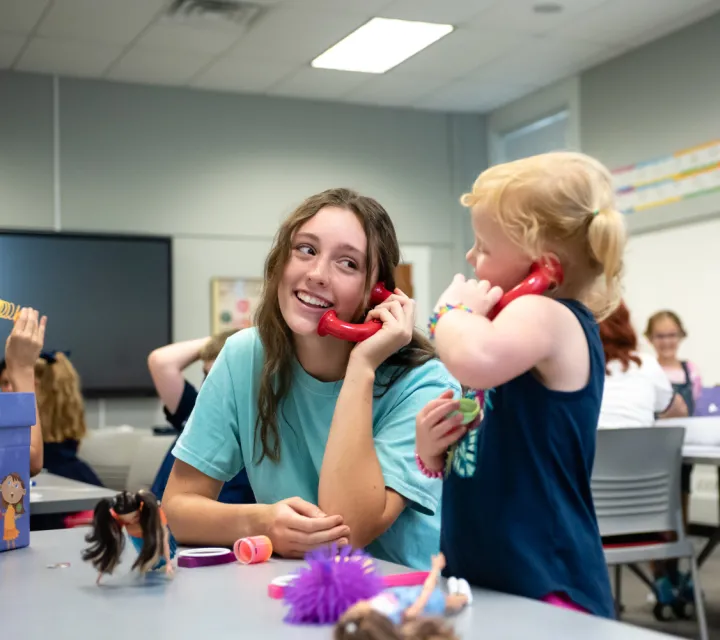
[266,497,350,558]
[415,390,466,472]
[350,289,415,371]
[434,275,503,317]
[5,308,46,383]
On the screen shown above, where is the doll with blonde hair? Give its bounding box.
[416,151,626,618]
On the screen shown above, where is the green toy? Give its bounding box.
[450,398,480,425]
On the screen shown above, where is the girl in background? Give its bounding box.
[645,310,701,617]
[645,311,701,417]
[34,351,103,487]
[31,351,103,530]
[416,151,625,618]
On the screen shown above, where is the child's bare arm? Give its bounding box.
[5,309,47,475]
[434,295,559,390]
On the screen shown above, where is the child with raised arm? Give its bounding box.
[416,151,626,618]
[3,308,47,475]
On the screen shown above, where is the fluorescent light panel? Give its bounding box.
[312,17,453,74]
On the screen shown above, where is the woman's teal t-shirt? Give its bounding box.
[172,327,460,569]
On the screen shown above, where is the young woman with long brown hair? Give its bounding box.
[163,188,459,569]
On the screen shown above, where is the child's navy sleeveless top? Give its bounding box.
[440,299,614,618]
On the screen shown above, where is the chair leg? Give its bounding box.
[690,556,708,640]
[614,565,623,619]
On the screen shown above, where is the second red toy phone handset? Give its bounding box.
[487,256,564,321]
[317,282,392,342]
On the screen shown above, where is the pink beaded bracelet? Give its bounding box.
[415,452,444,479]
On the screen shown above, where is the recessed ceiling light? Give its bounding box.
[533,2,563,13]
[311,17,454,74]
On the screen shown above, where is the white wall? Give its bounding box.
[581,12,720,234]
[624,218,720,385]
[0,72,487,425]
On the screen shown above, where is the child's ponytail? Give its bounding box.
[587,206,626,321]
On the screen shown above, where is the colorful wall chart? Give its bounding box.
[210,277,264,334]
[613,140,720,214]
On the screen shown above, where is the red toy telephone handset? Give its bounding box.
[317,258,563,342]
[317,282,392,342]
[487,256,564,321]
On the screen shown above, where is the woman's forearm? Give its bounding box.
[318,356,388,547]
[163,493,271,546]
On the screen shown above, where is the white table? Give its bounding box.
[30,472,117,515]
[0,529,679,640]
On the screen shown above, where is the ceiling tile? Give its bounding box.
[417,78,535,113]
[107,48,214,85]
[463,35,609,87]
[266,67,369,100]
[343,71,449,107]
[134,21,242,55]
[37,0,166,45]
[15,36,122,76]
[291,0,391,13]
[0,0,50,34]
[191,56,297,93]
[470,0,609,36]
[380,0,499,25]
[550,0,720,45]
[389,26,524,80]
[227,6,368,63]
[0,33,25,68]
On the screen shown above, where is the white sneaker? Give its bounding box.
[447,577,459,595]
[458,578,473,605]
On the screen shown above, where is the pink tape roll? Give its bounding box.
[268,574,296,599]
[234,535,273,565]
[177,548,236,568]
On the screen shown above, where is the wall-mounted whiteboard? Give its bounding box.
[623,217,720,385]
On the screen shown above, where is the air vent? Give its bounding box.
[165,0,264,28]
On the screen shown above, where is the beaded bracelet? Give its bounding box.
[427,304,473,339]
[415,452,444,479]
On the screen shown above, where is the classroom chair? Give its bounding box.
[125,433,175,492]
[592,426,708,640]
[77,426,143,491]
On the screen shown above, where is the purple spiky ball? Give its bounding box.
[283,544,385,625]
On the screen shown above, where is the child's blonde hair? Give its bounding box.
[461,151,626,320]
[34,353,87,443]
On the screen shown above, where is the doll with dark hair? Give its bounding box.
[333,553,469,640]
[81,490,176,585]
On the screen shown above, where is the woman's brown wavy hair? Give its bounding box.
[598,300,641,374]
[253,188,435,464]
[35,353,87,443]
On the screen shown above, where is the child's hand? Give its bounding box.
[5,308,46,378]
[416,390,466,473]
[434,274,503,317]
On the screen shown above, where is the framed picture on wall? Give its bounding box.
[210,277,264,334]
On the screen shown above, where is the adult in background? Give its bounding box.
[147,332,255,505]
